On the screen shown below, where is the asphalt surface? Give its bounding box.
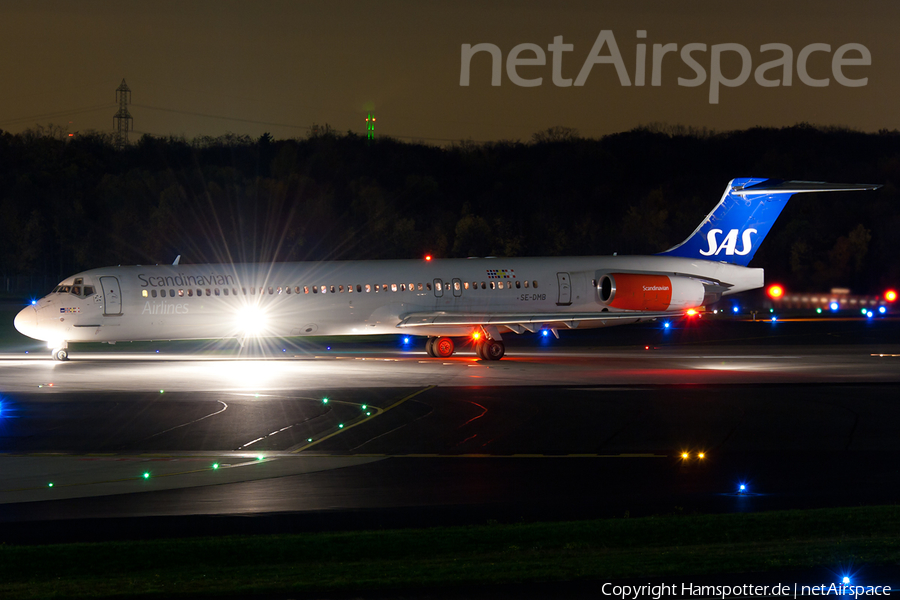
[0,316,899,544]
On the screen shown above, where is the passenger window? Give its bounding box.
[330,285,336,293]
[435,282,442,292]
[179,289,184,297]
[276,287,282,294]
[533,281,538,288]
[481,282,486,289]
[294,286,300,294]
[392,284,398,292]
[206,288,212,296]
[187,289,193,297]
[339,285,344,293]
[490,282,495,290]
[214,288,220,296]
[426,283,432,291]
[498,282,504,290]
[152,290,158,298]
[516,281,521,289]
[142,290,148,298]
[454,281,461,291]
[418,283,423,291]
[365,284,371,292]
[524,280,529,288]
[267,287,273,295]
[312,286,318,293]
[197,289,202,296]
[161,289,167,298]
[286,287,292,295]
[304,286,310,294]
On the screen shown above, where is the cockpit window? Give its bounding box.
[59,286,71,294]
[71,286,81,296]
[84,286,94,296]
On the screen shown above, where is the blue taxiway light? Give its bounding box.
[663,322,671,329]
[771,316,777,322]
[830,302,839,311]
[403,337,410,344]
[541,330,549,337]
[879,306,887,314]
[867,311,874,318]
[732,306,739,313]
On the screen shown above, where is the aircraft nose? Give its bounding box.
[14,305,39,338]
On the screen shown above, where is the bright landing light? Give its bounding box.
[235,305,268,335]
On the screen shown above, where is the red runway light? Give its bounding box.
[425,255,432,262]
[885,289,897,302]
[767,284,784,299]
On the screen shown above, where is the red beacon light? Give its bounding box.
[424,255,433,262]
[885,289,897,303]
[685,308,698,317]
[767,284,784,299]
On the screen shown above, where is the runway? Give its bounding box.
[1,317,898,542]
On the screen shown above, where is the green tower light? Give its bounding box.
[366,113,375,141]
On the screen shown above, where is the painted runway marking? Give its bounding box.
[290,385,436,453]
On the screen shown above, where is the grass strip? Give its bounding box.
[1,504,899,599]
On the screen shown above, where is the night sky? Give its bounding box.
[1,0,897,142]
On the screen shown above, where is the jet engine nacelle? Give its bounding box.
[597,273,706,311]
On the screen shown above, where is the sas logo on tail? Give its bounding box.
[699,228,757,257]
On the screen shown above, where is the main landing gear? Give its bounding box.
[425,336,505,361]
[51,345,70,361]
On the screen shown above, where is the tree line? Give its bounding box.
[1,122,898,295]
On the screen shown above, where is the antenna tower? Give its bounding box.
[113,79,133,150]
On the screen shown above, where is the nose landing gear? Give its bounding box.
[51,344,70,361]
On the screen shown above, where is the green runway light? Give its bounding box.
[257,455,264,461]
[212,463,219,470]
[322,397,329,404]
[361,404,367,410]
[366,412,371,416]
[160,390,164,394]
[307,438,313,442]
[339,423,344,429]
[769,308,774,313]
[48,482,54,488]
[143,472,150,479]
[861,308,868,315]
[816,308,822,314]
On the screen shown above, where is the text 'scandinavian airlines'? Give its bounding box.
[15,178,879,361]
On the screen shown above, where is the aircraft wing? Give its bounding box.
[397,311,679,332]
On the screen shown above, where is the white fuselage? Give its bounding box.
[14,255,763,345]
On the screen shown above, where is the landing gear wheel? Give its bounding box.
[425,337,436,357]
[52,348,69,361]
[484,340,505,361]
[475,340,487,360]
[433,336,455,358]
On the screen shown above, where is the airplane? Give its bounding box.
[14,177,879,361]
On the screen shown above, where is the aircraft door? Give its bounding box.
[99,276,123,316]
[556,272,572,306]
[433,278,443,298]
[452,278,462,298]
